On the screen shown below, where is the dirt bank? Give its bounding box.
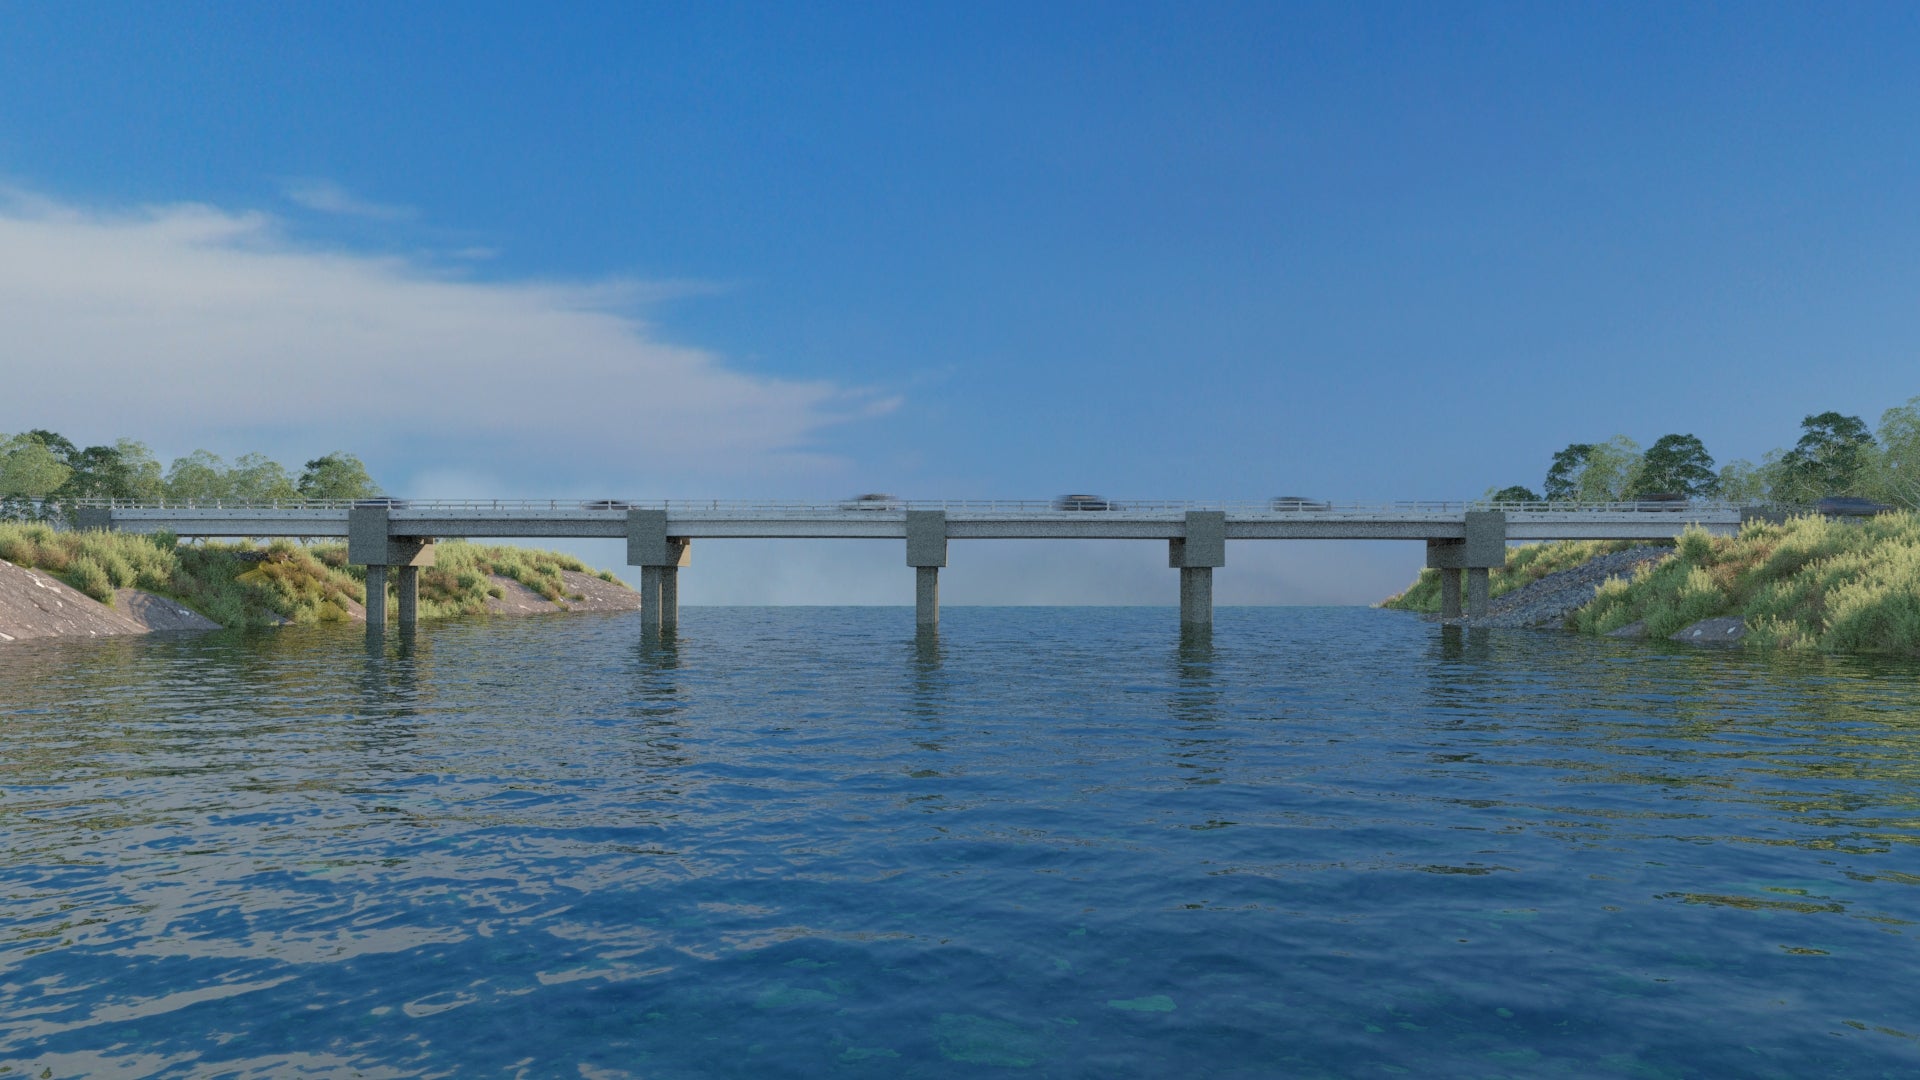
[483,570,644,615]
[0,558,221,642]
[1,557,644,643]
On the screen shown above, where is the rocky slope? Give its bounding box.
[1433,546,1671,630]
[0,558,221,642]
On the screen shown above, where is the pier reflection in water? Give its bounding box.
[1,607,1918,1077]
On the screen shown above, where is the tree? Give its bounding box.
[1716,459,1768,504]
[297,452,381,500]
[50,439,163,501]
[24,429,78,461]
[1628,433,1719,497]
[227,453,299,502]
[1543,436,1641,502]
[112,440,165,500]
[1776,411,1875,500]
[165,450,233,503]
[1869,396,1920,510]
[1487,484,1540,503]
[1542,444,1594,501]
[0,433,73,498]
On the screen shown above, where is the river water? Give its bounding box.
[2,607,1918,1078]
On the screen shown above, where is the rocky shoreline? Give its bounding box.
[1424,545,1749,647]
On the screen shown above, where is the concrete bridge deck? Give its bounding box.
[71,498,1743,637]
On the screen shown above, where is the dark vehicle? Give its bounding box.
[352,496,411,510]
[1054,494,1115,511]
[840,493,900,510]
[1818,496,1892,517]
[1634,492,1688,512]
[1270,495,1332,511]
[581,499,631,511]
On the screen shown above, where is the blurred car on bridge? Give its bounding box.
[841,493,900,511]
[1054,494,1116,511]
[1270,495,1331,511]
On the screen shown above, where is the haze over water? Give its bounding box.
[3,607,1919,1077]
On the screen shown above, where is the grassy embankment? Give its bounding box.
[1384,513,1920,655]
[0,522,624,628]
[1382,539,1667,612]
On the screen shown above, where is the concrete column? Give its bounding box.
[365,565,388,631]
[907,510,948,631]
[639,565,664,636]
[1467,566,1490,618]
[1440,568,1462,619]
[397,565,419,630]
[1169,511,1225,629]
[660,566,679,632]
[627,510,689,638]
[1180,566,1213,626]
[1462,510,1504,621]
[350,505,434,641]
[916,566,940,628]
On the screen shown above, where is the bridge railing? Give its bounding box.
[67,496,1746,516]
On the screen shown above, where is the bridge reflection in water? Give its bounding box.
[73,498,1742,639]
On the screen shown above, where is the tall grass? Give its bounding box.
[1567,514,1920,654]
[0,524,630,629]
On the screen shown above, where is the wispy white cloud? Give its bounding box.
[280,178,415,220]
[0,190,896,487]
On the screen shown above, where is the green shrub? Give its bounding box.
[1677,525,1715,565]
[66,556,114,602]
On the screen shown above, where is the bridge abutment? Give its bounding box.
[907,510,947,629]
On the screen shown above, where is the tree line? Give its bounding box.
[1488,397,1920,508]
[0,430,382,516]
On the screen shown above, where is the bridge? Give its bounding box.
[71,498,1742,637]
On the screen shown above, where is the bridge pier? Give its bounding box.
[397,565,419,628]
[365,564,388,631]
[628,508,690,635]
[1170,511,1225,628]
[1426,511,1505,620]
[1466,567,1490,617]
[349,505,434,637]
[1437,566,1462,619]
[907,510,947,629]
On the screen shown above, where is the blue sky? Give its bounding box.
[2,3,1916,603]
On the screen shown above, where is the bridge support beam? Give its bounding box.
[1180,567,1213,626]
[1464,510,1506,619]
[1466,567,1490,618]
[365,565,388,632]
[907,510,947,630]
[628,509,690,636]
[1439,568,1462,619]
[397,565,419,629]
[1170,511,1225,628]
[1427,512,1506,621]
[349,505,434,637]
